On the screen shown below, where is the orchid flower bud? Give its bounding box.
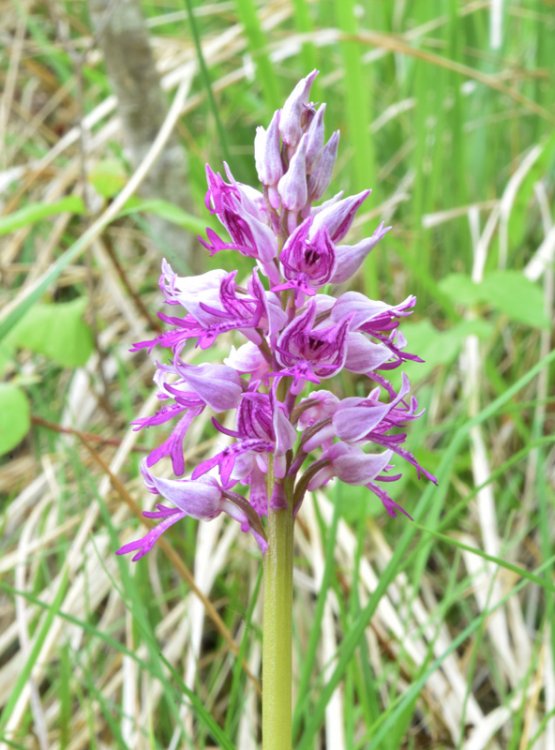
[308,130,340,201]
[277,133,308,211]
[279,69,318,147]
[304,104,327,170]
[254,110,283,186]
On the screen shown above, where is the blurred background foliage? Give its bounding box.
[0,1,554,748]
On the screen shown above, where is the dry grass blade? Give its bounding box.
[352,29,555,123]
[79,435,261,694]
[30,415,149,453]
[0,70,193,336]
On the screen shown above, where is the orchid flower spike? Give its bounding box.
[119,70,436,560]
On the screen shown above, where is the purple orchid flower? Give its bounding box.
[192,389,295,490]
[275,301,351,392]
[119,70,436,561]
[274,219,336,298]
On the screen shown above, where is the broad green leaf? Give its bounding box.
[89,159,127,198]
[439,271,548,329]
[438,273,483,306]
[402,318,493,382]
[117,198,207,234]
[0,383,30,455]
[404,319,459,365]
[0,340,15,376]
[6,298,93,367]
[0,196,85,236]
[481,270,549,329]
[450,318,494,341]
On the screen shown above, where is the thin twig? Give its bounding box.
[31,415,148,453]
[101,232,162,332]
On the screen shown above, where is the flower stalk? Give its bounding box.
[263,502,294,750]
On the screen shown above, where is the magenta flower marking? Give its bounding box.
[118,70,436,560]
[274,220,336,298]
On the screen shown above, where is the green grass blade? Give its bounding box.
[233,0,281,110]
[292,493,340,737]
[0,196,85,235]
[0,570,70,736]
[297,346,555,747]
[182,0,231,163]
[366,556,555,746]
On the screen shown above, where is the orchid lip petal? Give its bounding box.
[116,509,185,561]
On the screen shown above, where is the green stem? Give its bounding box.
[263,502,294,750]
